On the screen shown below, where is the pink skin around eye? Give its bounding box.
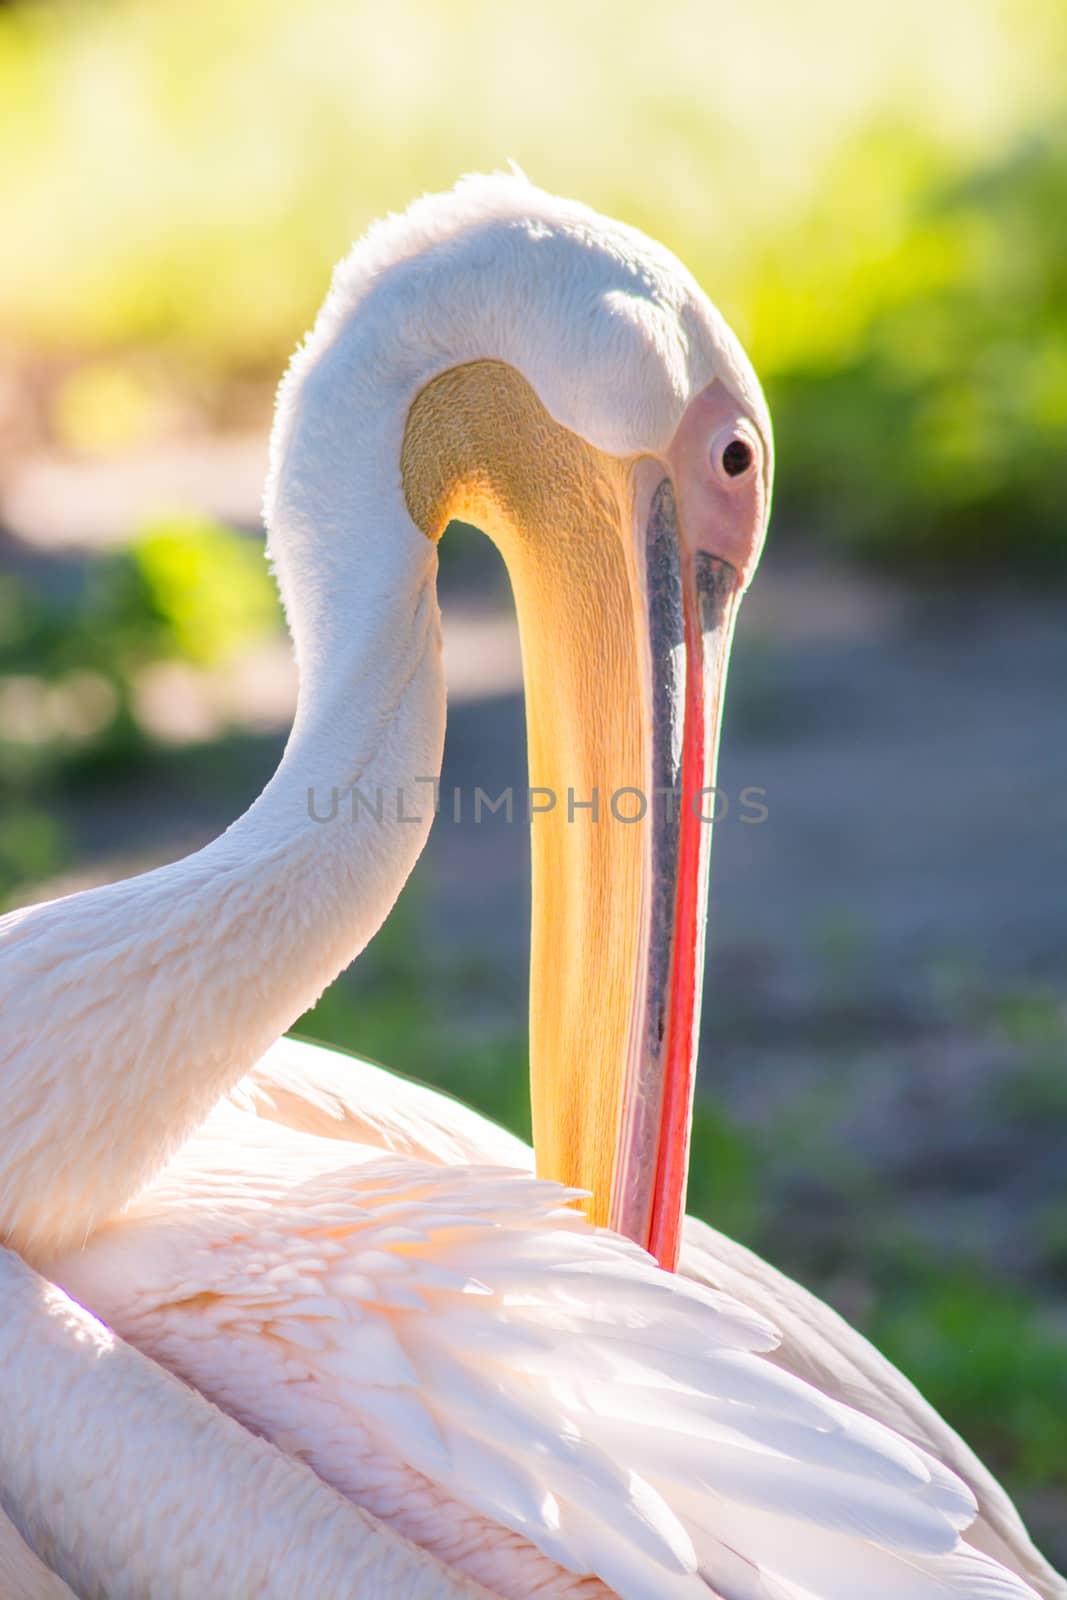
[666,379,769,589]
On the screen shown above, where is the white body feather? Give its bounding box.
[0,1239,490,1600]
[10,1037,1045,1600]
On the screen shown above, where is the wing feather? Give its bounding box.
[52,1134,1045,1600]
[237,1046,1064,1600]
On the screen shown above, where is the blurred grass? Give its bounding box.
[134,516,279,664]
[872,1262,1067,1490]
[0,516,280,892]
[298,921,535,1147]
[772,129,1067,567]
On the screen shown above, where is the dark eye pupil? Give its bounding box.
[721,438,753,477]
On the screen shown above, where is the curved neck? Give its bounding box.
[1,372,445,1261]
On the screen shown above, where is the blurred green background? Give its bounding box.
[1,0,1065,1565]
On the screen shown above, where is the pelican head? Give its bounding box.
[267,173,773,1270]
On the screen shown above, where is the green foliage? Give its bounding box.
[131,516,279,666]
[0,564,144,792]
[0,806,65,899]
[294,887,533,1142]
[992,984,1066,1052]
[988,986,1067,1121]
[0,516,279,907]
[684,1101,764,1246]
[1039,1204,1067,1288]
[871,1260,1067,1490]
[769,130,1067,570]
[0,515,273,726]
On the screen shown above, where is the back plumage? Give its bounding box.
[50,1104,1041,1600]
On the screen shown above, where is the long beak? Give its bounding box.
[525,455,741,1272]
[399,357,749,1273]
[610,467,740,1269]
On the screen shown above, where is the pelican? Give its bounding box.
[1,175,1061,1600]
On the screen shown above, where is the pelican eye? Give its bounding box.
[720,437,754,478]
